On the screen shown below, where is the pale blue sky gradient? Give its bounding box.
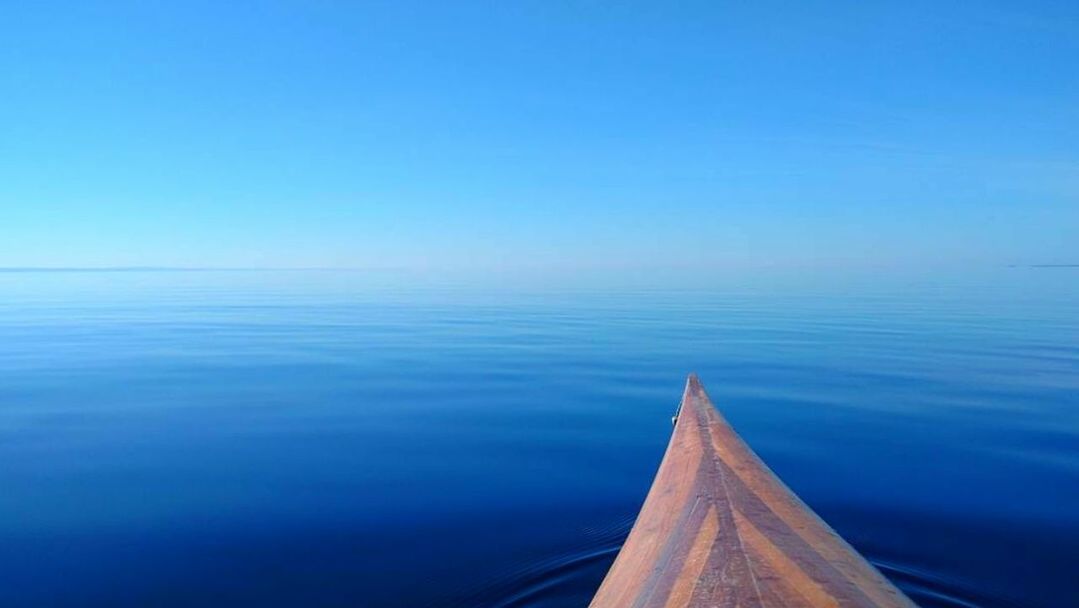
[2,1,1077,272]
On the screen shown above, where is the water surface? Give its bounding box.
[1,270,1077,607]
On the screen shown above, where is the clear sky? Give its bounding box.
[2,1,1076,273]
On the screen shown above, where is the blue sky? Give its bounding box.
[2,1,1076,272]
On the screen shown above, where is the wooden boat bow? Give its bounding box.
[589,374,916,608]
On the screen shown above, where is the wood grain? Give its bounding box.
[589,374,916,608]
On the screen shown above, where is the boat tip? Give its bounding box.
[684,372,702,391]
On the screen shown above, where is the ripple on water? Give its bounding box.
[430,513,636,608]
[879,561,1018,608]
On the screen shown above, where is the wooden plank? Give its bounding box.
[590,374,916,608]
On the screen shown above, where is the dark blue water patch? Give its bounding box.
[1,270,1077,607]
[836,507,1079,608]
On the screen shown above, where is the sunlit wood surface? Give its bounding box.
[590,374,916,608]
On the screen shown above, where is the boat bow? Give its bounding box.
[589,374,916,608]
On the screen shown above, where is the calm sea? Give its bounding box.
[1,269,1076,607]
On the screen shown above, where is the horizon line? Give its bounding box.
[0,263,1075,273]
[0,266,397,273]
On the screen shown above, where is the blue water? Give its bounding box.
[1,270,1077,607]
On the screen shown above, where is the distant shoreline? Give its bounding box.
[0,267,384,273]
[0,267,272,273]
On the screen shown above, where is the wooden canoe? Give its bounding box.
[590,374,916,608]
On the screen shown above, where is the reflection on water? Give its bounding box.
[0,269,1076,607]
